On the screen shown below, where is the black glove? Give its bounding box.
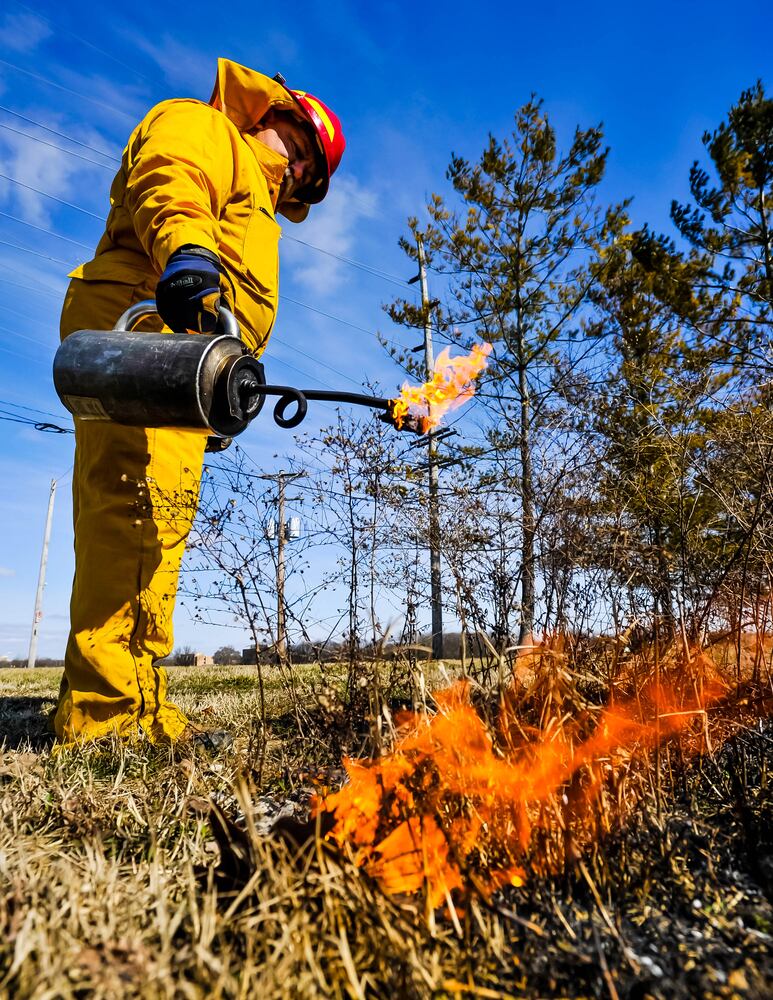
[156,245,233,333]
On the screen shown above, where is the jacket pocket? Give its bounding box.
[240,206,280,294]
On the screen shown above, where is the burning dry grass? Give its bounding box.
[313,646,734,913]
[0,649,771,999]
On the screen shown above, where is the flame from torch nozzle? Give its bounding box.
[390,342,492,433]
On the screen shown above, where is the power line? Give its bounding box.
[279,292,382,340]
[0,120,115,170]
[0,342,48,366]
[212,432,438,504]
[0,210,94,251]
[0,103,120,160]
[0,261,66,298]
[269,335,368,390]
[0,398,70,420]
[0,324,55,349]
[54,462,74,484]
[283,235,413,288]
[264,355,347,402]
[0,172,103,220]
[0,409,73,433]
[0,237,73,266]
[8,0,159,89]
[0,57,138,122]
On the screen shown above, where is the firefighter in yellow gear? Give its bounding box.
[54,59,345,744]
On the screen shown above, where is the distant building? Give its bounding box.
[242,643,273,664]
[176,652,213,667]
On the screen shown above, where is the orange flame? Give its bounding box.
[312,657,732,913]
[391,343,492,433]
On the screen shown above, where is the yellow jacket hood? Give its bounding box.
[208,57,297,132]
[209,58,313,222]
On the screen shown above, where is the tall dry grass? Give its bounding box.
[0,651,771,999]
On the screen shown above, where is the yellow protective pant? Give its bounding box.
[54,277,207,743]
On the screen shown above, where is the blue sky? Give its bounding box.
[0,0,770,659]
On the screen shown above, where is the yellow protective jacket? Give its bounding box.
[69,57,299,352]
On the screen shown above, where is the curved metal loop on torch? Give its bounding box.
[272,388,308,428]
[227,383,309,429]
[243,385,393,429]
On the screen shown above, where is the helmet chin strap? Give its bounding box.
[280,166,301,201]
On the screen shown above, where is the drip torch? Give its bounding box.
[53,301,403,438]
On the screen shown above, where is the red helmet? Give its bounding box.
[274,76,345,204]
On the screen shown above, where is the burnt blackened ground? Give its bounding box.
[203,720,773,998]
[489,724,773,999]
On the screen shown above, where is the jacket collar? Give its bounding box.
[208,57,296,131]
[210,58,311,221]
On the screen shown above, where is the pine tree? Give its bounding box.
[579,234,733,638]
[671,81,773,364]
[388,99,625,641]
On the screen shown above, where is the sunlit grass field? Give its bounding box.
[1,657,771,999]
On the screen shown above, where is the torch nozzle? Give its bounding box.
[378,399,425,434]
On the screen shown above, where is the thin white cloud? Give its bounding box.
[0,567,15,577]
[0,111,114,229]
[282,175,378,297]
[54,67,150,129]
[0,11,52,54]
[0,620,69,658]
[127,33,214,95]
[125,28,301,95]
[0,128,82,227]
[264,32,300,70]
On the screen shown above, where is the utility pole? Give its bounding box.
[261,471,305,662]
[28,478,57,669]
[417,235,444,660]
